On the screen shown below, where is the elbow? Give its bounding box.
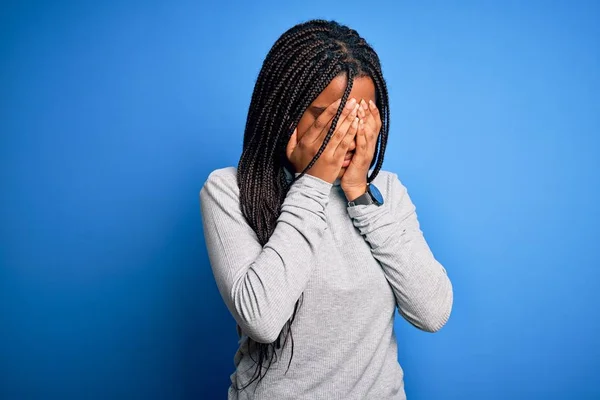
[401,279,454,333]
[419,281,454,333]
[229,280,284,344]
[418,302,452,333]
[235,318,282,344]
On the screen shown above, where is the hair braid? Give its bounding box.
[296,64,354,180]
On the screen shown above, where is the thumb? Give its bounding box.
[286,128,298,160]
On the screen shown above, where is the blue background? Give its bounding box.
[1,1,599,399]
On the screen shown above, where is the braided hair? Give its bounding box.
[236,19,390,392]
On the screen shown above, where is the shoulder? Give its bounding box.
[370,169,406,197]
[199,166,239,202]
[204,166,238,185]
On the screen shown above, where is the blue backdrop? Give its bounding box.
[1,1,599,399]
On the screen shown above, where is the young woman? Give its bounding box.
[200,19,453,400]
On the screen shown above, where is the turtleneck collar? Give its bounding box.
[283,165,341,186]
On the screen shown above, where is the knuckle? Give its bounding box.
[302,141,314,154]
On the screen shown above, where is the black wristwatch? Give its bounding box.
[347,183,384,207]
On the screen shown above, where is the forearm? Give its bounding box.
[347,178,453,332]
[201,172,332,342]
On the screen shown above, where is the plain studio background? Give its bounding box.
[1,1,599,399]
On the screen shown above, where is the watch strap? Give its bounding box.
[347,190,374,207]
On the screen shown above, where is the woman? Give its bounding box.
[200,19,453,399]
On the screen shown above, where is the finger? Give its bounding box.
[314,98,357,147]
[285,127,298,160]
[361,100,378,146]
[356,99,366,120]
[303,98,344,144]
[327,102,360,151]
[368,100,382,133]
[362,99,377,134]
[335,116,359,158]
[362,111,378,159]
[353,119,368,166]
[359,99,369,120]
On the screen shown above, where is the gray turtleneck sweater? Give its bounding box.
[199,166,453,400]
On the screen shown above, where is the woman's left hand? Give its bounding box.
[341,99,382,201]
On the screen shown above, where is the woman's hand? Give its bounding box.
[286,98,360,184]
[341,99,382,201]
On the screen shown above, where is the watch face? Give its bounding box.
[369,184,384,205]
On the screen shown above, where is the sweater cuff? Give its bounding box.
[346,204,395,248]
[293,172,334,195]
[279,172,333,221]
[346,203,378,219]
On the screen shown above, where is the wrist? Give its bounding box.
[343,184,368,201]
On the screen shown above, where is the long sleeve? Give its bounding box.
[346,173,453,332]
[199,168,333,343]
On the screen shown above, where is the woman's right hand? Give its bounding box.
[286,98,360,183]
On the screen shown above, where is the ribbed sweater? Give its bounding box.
[199,166,453,399]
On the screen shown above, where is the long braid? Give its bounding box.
[236,19,391,392]
[294,64,354,181]
[365,63,389,180]
[353,38,390,179]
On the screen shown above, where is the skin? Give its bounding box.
[286,74,382,201]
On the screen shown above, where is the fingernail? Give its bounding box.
[361,99,368,110]
[352,104,359,115]
[346,98,357,110]
[369,100,375,109]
